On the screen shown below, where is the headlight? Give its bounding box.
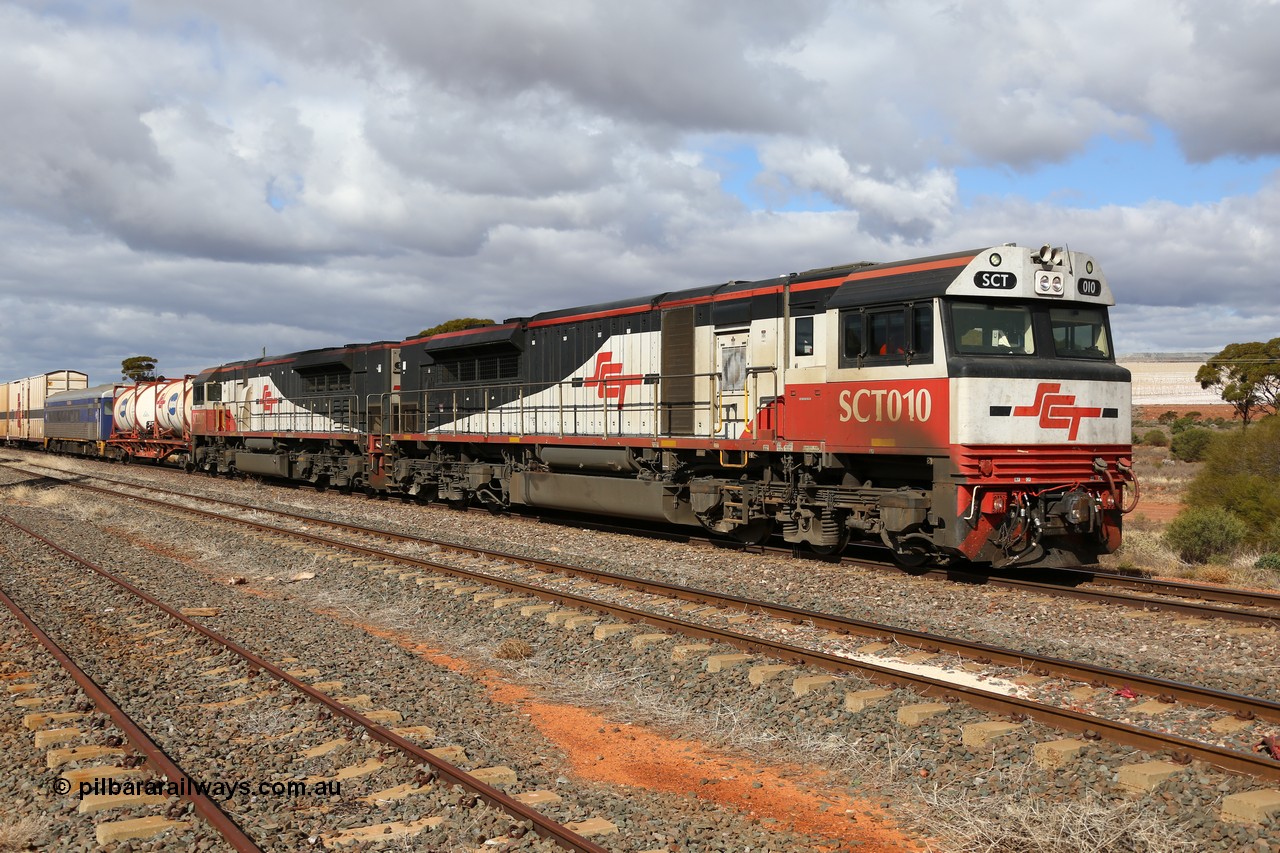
[1035,271,1066,297]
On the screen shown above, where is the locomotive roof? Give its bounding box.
[187,243,1105,375]
[502,247,984,331]
[197,340,401,378]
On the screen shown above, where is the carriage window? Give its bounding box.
[1051,307,1111,360]
[794,316,814,356]
[949,303,1035,355]
[193,385,205,405]
[205,383,222,403]
[840,311,863,364]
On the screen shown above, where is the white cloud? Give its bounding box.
[4,1,1280,382]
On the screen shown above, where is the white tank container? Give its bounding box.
[156,379,192,436]
[115,383,162,433]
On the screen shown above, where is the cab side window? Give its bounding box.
[912,303,933,362]
[868,310,906,357]
[793,316,815,357]
[839,310,863,367]
[840,303,933,366]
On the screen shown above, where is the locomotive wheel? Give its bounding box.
[890,547,931,569]
[808,529,849,557]
[730,519,775,546]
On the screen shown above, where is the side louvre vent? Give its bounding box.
[660,306,696,435]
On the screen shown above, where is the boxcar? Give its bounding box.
[1,370,89,445]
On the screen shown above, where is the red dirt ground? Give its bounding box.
[318,611,923,852]
[1134,404,1238,422]
[1132,500,1182,523]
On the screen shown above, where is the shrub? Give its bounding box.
[1256,553,1280,571]
[1158,410,1178,424]
[1185,415,1280,546]
[1170,427,1216,462]
[1164,506,1248,563]
[1140,429,1168,447]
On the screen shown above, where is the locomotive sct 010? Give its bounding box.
[182,242,1136,569]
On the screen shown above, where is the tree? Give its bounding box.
[417,318,495,337]
[121,355,158,382]
[1195,338,1280,428]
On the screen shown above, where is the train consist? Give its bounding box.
[2,243,1137,568]
[1,374,193,462]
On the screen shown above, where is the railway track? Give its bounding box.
[0,585,255,850]
[8,456,1279,628]
[539,514,1280,626]
[5,462,1280,797]
[0,515,610,851]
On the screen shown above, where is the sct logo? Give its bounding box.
[583,352,643,408]
[998,382,1107,441]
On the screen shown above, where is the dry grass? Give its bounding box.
[233,704,312,738]
[1102,524,1176,573]
[1128,445,1199,498]
[4,483,34,501]
[1152,553,1280,589]
[920,786,1194,853]
[0,816,41,851]
[494,638,533,660]
[4,483,58,506]
[2,481,114,523]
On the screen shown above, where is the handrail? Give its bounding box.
[205,365,780,442]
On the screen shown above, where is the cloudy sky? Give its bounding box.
[3,0,1280,384]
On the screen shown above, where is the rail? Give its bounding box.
[2,515,607,853]
[0,582,262,852]
[7,466,1279,784]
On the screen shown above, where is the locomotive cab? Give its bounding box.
[939,247,1134,567]
[811,244,1134,567]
